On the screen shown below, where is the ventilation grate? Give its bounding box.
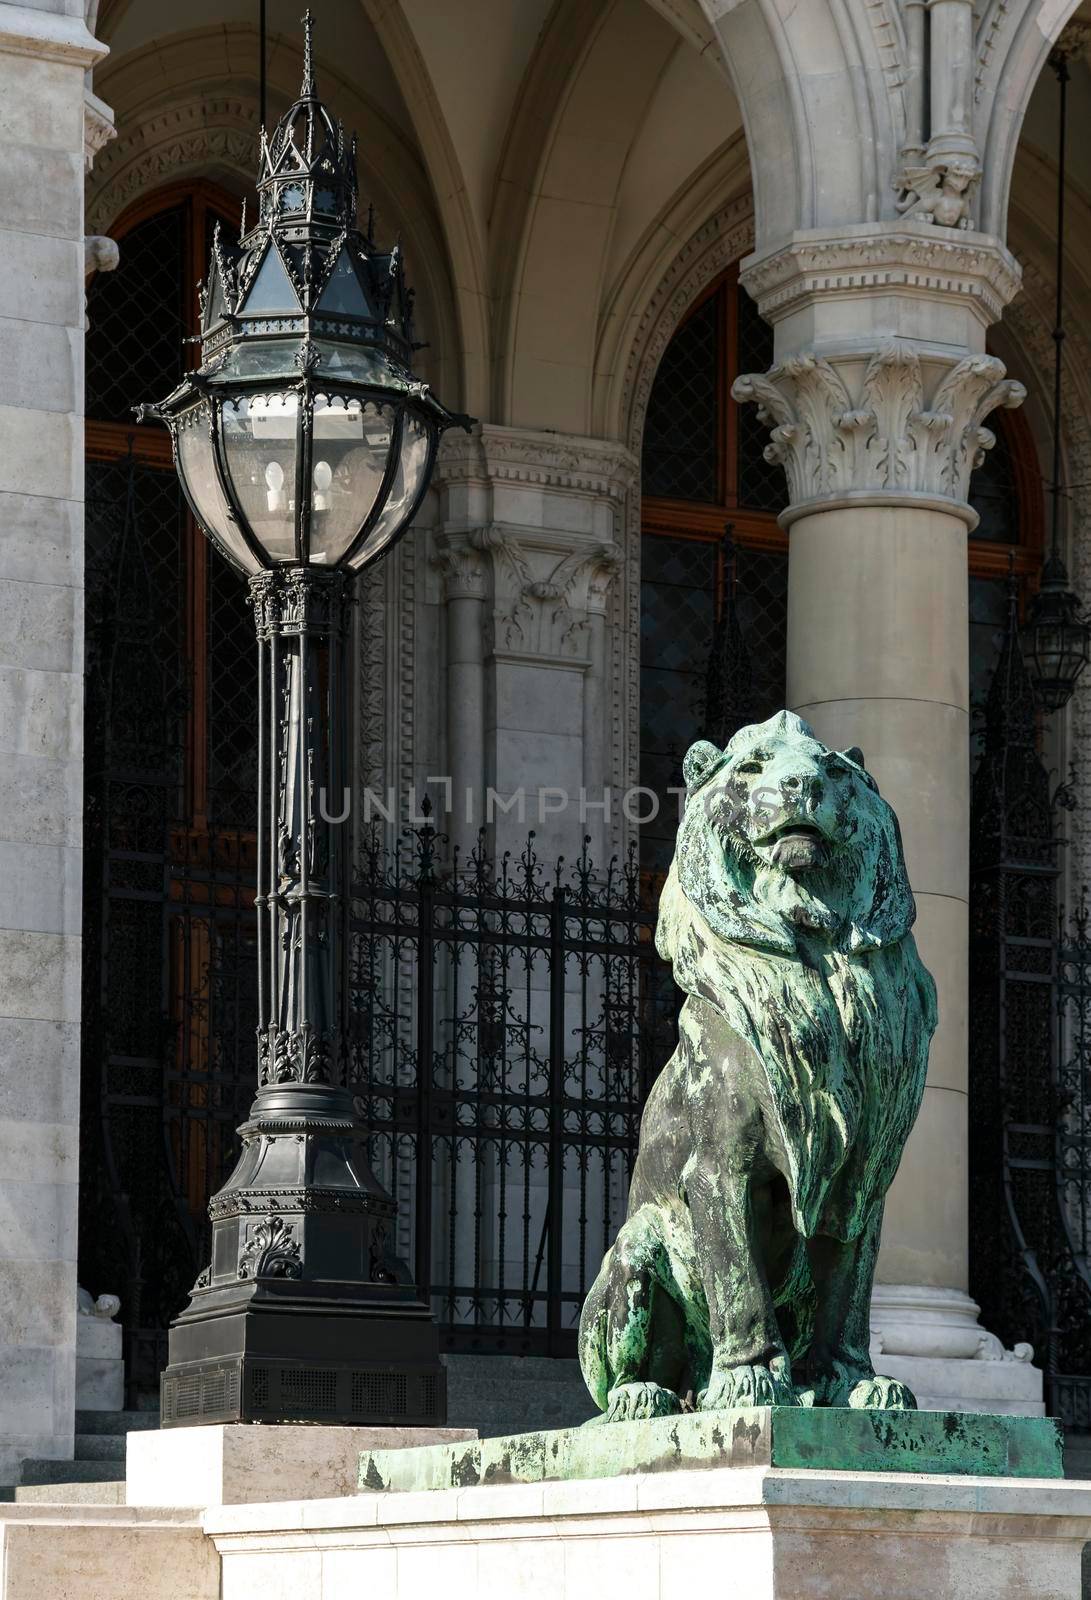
[351,1370,408,1417]
[281,1367,337,1413]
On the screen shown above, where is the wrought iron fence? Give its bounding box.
[1051,897,1091,1424]
[967,573,1091,1429]
[349,821,678,1356]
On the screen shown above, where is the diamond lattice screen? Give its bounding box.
[87,207,187,424]
[641,294,720,503]
[735,284,783,514]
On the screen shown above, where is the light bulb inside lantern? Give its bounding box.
[312,458,333,512]
[265,459,286,512]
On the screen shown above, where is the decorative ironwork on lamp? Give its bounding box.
[138,12,469,1428]
[1020,41,1091,715]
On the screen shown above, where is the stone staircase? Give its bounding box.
[0,1358,590,1504]
[6,1409,160,1504]
[445,1353,595,1437]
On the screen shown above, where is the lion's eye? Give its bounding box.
[736,761,764,775]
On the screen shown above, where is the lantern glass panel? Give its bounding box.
[221,392,301,563]
[309,395,394,565]
[176,403,262,574]
[346,414,431,571]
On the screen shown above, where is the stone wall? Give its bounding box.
[0,0,108,1482]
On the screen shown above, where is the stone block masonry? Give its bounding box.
[0,1,110,1486]
[206,1467,1091,1599]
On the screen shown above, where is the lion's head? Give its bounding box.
[658,710,916,960]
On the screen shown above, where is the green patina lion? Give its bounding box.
[579,711,938,1420]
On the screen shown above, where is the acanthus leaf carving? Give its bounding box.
[257,1023,337,1087]
[437,525,621,661]
[238,1214,303,1281]
[732,341,1026,513]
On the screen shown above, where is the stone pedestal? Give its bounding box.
[205,1465,1091,1599]
[76,1291,123,1411]
[126,1423,476,1509]
[358,1407,1061,1492]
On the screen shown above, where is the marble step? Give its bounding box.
[75,1410,161,1436]
[445,1354,594,1437]
[13,1478,126,1504]
[18,1458,125,1487]
[75,1433,126,1461]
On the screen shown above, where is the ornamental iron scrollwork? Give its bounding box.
[238,1215,303,1281]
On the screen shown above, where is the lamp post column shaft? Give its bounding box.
[251,568,352,1095]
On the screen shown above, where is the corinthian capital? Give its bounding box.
[731,342,1026,524]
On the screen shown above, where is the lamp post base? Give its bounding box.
[161,1283,446,1428]
[160,1087,446,1429]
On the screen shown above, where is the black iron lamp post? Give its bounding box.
[1020,44,1091,715]
[139,14,468,1428]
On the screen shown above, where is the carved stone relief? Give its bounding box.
[731,342,1026,513]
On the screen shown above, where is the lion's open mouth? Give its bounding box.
[754,821,828,871]
[756,822,823,847]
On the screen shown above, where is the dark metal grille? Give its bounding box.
[736,284,782,513]
[969,415,1020,544]
[638,533,787,873]
[968,582,1091,1427]
[734,546,788,719]
[639,535,716,872]
[641,293,719,503]
[79,449,259,1396]
[87,208,187,425]
[349,826,678,1354]
[208,555,260,828]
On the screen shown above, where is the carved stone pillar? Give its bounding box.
[432,426,634,863]
[432,531,488,858]
[734,225,1043,1413]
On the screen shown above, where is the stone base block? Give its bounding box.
[0,1504,217,1600]
[206,1468,1091,1599]
[359,1407,1061,1493]
[869,1287,1044,1416]
[76,1296,125,1411]
[76,1355,124,1411]
[126,1423,477,1509]
[873,1351,1045,1414]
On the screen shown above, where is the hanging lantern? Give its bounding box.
[1020,551,1091,714]
[139,12,465,577]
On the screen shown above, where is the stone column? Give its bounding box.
[0,1,109,1479]
[432,425,634,865]
[432,531,488,859]
[734,226,1043,1412]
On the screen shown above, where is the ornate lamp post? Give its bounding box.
[139,15,467,1428]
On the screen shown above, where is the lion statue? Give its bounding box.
[579,711,938,1419]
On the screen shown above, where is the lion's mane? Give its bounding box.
[656,714,938,1239]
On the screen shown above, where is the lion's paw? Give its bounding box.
[699,1363,799,1411]
[603,1382,683,1422]
[847,1374,918,1411]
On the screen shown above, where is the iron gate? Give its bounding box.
[349,821,678,1355]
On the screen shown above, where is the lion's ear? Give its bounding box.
[842,746,878,792]
[683,740,721,791]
